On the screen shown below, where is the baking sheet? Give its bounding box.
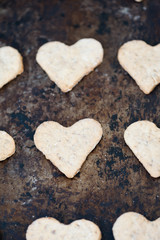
[0,0,160,239]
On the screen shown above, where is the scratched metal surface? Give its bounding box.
[0,0,160,239]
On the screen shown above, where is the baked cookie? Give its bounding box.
[113,212,160,240]
[34,119,103,178]
[124,120,160,178]
[26,217,102,240]
[36,38,104,92]
[0,46,23,89]
[118,40,160,94]
[0,131,15,161]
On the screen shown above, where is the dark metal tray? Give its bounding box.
[0,0,160,239]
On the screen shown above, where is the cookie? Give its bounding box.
[124,120,160,178]
[118,40,160,94]
[0,46,23,89]
[0,131,15,161]
[26,217,102,240]
[113,212,160,240]
[34,119,103,178]
[36,38,103,92]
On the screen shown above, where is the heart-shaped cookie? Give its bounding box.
[113,212,160,240]
[36,38,104,92]
[34,119,102,178]
[26,217,102,240]
[0,131,15,161]
[124,120,160,178]
[0,46,23,89]
[118,40,160,94]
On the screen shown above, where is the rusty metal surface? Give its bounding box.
[0,0,160,239]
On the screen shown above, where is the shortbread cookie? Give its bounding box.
[113,212,160,240]
[0,131,15,161]
[124,120,160,178]
[34,119,103,178]
[118,40,160,94]
[36,38,103,92]
[26,217,102,240]
[0,46,23,89]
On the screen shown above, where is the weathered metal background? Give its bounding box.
[0,0,160,239]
